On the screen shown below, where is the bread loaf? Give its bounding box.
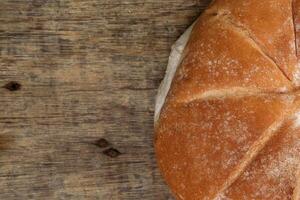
[155,1,300,199]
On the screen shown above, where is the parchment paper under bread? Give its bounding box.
[154,23,195,123]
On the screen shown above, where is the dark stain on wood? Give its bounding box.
[3,81,22,91]
[0,0,211,199]
[95,138,110,149]
[103,148,122,158]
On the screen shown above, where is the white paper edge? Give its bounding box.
[154,23,196,123]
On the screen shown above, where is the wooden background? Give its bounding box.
[0,0,211,199]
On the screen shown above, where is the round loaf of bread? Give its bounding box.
[155,1,300,199]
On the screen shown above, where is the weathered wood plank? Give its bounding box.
[0,0,211,199]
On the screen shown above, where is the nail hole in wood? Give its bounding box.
[103,148,121,158]
[95,138,110,148]
[3,81,21,91]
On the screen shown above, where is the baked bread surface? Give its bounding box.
[155,1,300,199]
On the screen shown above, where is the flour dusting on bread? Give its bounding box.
[155,0,300,199]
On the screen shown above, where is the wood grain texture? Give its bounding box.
[0,0,211,199]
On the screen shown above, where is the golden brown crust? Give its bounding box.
[156,95,296,200]
[212,0,298,82]
[219,117,300,200]
[155,0,300,199]
[168,7,293,103]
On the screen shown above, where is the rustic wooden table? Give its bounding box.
[0,1,210,199]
